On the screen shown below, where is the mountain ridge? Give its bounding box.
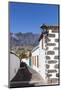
[10,32,40,50]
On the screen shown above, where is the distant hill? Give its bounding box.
[10,32,40,50]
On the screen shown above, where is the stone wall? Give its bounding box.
[45,27,59,85]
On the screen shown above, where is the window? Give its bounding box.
[35,56,36,66]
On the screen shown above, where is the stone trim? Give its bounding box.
[55,39,59,42]
[47,51,55,55]
[53,47,59,50]
[47,43,56,46]
[46,64,50,69]
[47,38,51,42]
[46,56,50,59]
[52,29,59,33]
[48,60,57,64]
[48,70,57,73]
[54,56,59,59]
[56,73,59,77]
[54,64,59,69]
[48,34,55,37]
[47,74,52,78]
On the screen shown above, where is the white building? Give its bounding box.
[32,24,59,84]
[32,45,39,72]
[9,52,20,81]
[32,34,46,81]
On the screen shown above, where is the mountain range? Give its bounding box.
[10,32,40,50]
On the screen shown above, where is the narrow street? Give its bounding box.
[10,62,46,88]
[28,66,46,85]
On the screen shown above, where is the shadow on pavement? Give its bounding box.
[10,62,35,88]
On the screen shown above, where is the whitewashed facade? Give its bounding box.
[10,52,20,81]
[32,45,39,72]
[32,42,46,80]
[39,38,46,80]
[32,25,59,84]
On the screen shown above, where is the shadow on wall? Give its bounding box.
[10,62,34,87]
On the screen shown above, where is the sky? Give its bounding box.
[9,2,59,34]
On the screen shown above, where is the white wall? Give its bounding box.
[32,41,46,80]
[10,53,20,81]
[32,46,39,56]
[39,40,46,80]
[32,46,39,72]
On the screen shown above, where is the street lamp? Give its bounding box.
[40,24,48,36]
[40,24,48,49]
